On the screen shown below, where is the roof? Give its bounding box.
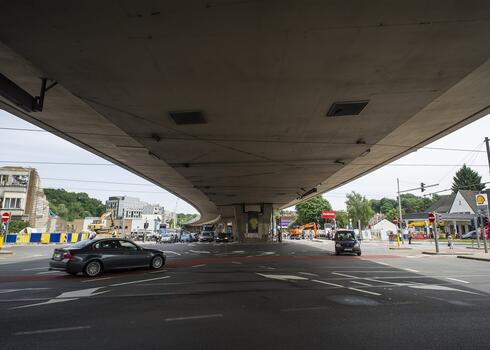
[426,194,456,213]
[458,190,479,213]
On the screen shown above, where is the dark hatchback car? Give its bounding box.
[49,238,166,277]
[334,230,362,256]
[215,232,229,243]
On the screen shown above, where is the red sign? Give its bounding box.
[321,210,336,219]
[392,218,399,225]
[428,212,436,223]
[1,212,10,223]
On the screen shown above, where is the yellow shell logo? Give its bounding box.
[476,195,486,205]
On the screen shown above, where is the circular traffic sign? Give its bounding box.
[428,212,436,223]
[392,218,399,225]
[1,212,10,222]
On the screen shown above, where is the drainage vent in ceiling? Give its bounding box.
[169,111,206,125]
[326,100,369,117]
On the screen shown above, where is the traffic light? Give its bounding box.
[420,183,425,192]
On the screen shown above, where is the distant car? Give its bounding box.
[49,238,166,277]
[199,231,215,242]
[180,232,194,242]
[215,232,229,243]
[334,230,361,256]
[161,233,179,243]
[461,230,478,239]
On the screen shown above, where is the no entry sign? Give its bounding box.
[321,210,336,219]
[392,218,399,225]
[1,212,10,222]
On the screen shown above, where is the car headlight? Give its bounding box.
[335,243,341,248]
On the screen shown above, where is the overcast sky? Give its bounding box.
[1,110,489,214]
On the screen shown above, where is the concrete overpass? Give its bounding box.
[1,1,490,240]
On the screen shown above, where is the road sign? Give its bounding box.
[428,212,436,223]
[321,210,336,219]
[476,193,488,208]
[392,218,399,225]
[1,212,10,223]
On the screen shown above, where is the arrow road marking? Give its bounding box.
[10,287,108,309]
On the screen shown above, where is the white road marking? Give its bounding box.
[110,276,170,287]
[15,325,91,335]
[256,273,308,281]
[190,250,210,254]
[350,280,371,287]
[404,268,419,273]
[231,261,242,265]
[37,270,62,275]
[162,251,181,256]
[446,277,470,284]
[165,314,223,322]
[149,269,168,274]
[298,272,319,277]
[256,252,275,256]
[10,288,107,309]
[311,280,343,288]
[375,262,390,266]
[362,277,410,286]
[191,264,206,268]
[22,267,48,271]
[0,288,49,294]
[81,277,112,283]
[281,306,329,312]
[348,287,381,296]
[232,250,245,254]
[409,284,481,295]
[332,272,358,278]
[30,254,45,258]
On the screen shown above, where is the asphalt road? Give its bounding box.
[1,240,490,349]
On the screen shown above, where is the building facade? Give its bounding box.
[106,196,145,219]
[0,167,50,231]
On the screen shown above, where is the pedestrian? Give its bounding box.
[408,233,412,245]
[447,233,453,249]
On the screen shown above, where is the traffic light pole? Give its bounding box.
[432,214,439,254]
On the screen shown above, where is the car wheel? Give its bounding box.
[151,255,164,269]
[84,260,102,277]
[357,252,362,256]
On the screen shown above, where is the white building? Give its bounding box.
[106,196,145,219]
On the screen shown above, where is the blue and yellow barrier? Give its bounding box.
[3,232,87,244]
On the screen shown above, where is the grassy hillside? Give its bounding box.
[44,188,106,221]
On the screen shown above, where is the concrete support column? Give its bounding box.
[233,204,273,242]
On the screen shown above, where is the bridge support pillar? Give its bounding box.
[233,204,273,242]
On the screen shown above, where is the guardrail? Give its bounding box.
[3,232,89,244]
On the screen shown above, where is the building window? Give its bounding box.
[3,197,22,209]
[0,175,8,185]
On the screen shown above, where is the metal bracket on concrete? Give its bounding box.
[0,74,57,112]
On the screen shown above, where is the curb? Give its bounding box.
[389,247,413,250]
[422,251,473,256]
[457,255,490,262]
[0,250,13,254]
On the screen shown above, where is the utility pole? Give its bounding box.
[484,137,490,253]
[397,178,404,240]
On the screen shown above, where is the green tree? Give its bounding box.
[335,210,349,229]
[451,164,485,192]
[44,188,106,221]
[384,208,399,222]
[369,199,381,213]
[7,220,29,233]
[176,213,199,227]
[345,191,374,229]
[294,196,332,228]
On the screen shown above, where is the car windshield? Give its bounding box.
[335,231,356,241]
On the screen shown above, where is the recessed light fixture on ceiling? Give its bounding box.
[169,110,206,125]
[326,100,369,117]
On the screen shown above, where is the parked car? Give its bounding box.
[49,238,166,277]
[461,230,478,239]
[180,231,194,242]
[215,232,229,243]
[161,232,179,243]
[199,231,215,242]
[334,230,361,256]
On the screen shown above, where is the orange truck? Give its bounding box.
[289,223,319,239]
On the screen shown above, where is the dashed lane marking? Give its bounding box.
[190,250,211,254]
[350,280,371,287]
[404,268,419,273]
[165,314,223,322]
[231,261,242,265]
[0,288,49,294]
[257,273,308,281]
[311,280,343,288]
[446,277,470,284]
[298,272,319,277]
[37,271,62,275]
[347,287,381,296]
[149,269,168,274]
[191,264,206,268]
[15,325,91,335]
[331,272,358,278]
[81,277,112,283]
[22,267,48,271]
[110,276,171,287]
[375,262,390,266]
